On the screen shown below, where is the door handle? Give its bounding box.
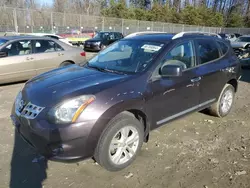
[58,53,64,56]
[26,57,34,60]
[191,77,201,83]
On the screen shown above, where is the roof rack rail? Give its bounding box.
[172,31,221,39]
[124,31,167,38]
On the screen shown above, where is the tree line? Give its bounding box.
[2,0,250,27]
[102,0,249,27]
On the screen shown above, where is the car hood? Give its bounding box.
[231,41,250,48]
[22,65,130,107]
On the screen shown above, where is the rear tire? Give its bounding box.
[94,112,144,171]
[208,84,235,117]
[60,61,73,67]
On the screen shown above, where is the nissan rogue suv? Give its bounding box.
[11,32,241,171]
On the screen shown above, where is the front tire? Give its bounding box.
[209,84,235,117]
[94,112,144,171]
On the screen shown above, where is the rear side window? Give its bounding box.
[34,40,63,53]
[217,41,229,55]
[197,39,220,64]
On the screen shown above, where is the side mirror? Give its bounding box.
[0,51,7,58]
[160,61,184,77]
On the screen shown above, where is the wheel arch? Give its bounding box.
[227,78,238,92]
[60,60,75,66]
[126,109,150,142]
[86,101,151,158]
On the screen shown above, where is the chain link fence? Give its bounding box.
[0,6,250,35]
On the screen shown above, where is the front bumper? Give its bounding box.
[10,105,96,161]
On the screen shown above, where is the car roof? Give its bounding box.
[0,35,74,50]
[99,31,122,34]
[0,35,52,41]
[26,33,58,36]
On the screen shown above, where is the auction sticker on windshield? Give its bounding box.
[141,44,162,52]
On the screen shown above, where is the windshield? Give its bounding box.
[86,40,165,74]
[93,32,110,39]
[236,37,250,42]
[0,39,8,46]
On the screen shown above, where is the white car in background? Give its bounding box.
[25,33,72,46]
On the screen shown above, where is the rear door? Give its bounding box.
[194,39,230,104]
[33,39,65,75]
[0,39,36,84]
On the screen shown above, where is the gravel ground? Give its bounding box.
[0,55,250,188]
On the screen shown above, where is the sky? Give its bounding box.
[38,0,53,6]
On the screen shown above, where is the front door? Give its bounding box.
[0,39,36,84]
[146,40,201,129]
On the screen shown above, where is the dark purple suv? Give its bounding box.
[11,33,241,171]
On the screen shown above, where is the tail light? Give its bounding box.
[80,52,86,57]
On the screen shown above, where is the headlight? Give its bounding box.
[49,95,95,124]
[94,41,101,45]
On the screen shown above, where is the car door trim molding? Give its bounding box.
[156,98,216,125]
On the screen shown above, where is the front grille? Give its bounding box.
[20,102,44,119]
[233,49,241,56]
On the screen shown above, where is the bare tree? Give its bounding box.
[173,0,181,11]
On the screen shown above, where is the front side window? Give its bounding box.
[1,40,32,56]
[197,39,220,64]
[34,40,63,53]
[86,40,165,74]
[93,32,110,40]
[163,41,195,70]
[109,33,115,40]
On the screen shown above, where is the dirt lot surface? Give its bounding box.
[0,54,250,188]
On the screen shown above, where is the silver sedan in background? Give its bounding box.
[0,36,86,84]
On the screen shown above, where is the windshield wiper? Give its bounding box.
[87,64,106,72]
[86,62,126,75]
[102,68,127,75]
